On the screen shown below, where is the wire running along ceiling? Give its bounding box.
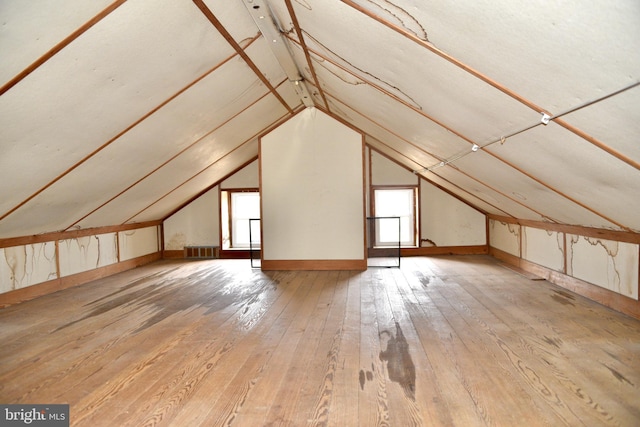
[0,0,638,238]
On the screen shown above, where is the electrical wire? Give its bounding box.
[414,80,640,174]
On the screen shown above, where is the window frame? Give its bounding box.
[227,188,261,249]
[371,185,419,247]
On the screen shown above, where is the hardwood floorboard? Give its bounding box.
[453,273,639,424]
[1,256,639,426]
[328,270,361,427]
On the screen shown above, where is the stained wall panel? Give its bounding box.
[163,188,219,251]
[0,243,57,293]
[522,227,564,273]
[58,233,118,277]
[567,235,639,300]
[489,220,520,257]
[118,226,159,262]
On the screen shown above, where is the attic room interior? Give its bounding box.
[1,0,639,425]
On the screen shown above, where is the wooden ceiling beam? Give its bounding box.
[65,77,284,231]
[283,0,329,111]
[0,43,254,224]
[319,91,514,217]
[321,86,633,230]
[303,49,633,231]
[0,0,127,96]
[341,0,639,171]
[122,106,304,224]
[192,0,293,115]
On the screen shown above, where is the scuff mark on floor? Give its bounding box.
[602,363,634,386]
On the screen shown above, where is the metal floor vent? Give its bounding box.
[184,246,219,259]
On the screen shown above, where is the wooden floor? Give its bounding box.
[1,255,639,426]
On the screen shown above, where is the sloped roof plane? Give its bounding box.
[1,0,639,239]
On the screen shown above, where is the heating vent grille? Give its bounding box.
[184,246,219,259]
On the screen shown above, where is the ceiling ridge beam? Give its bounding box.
[305,56,633,231]
[65,79,286,231]
[121,107,303,224]
[341,0,640,171]
[192,0,294,114]
[0,43,254,224]
[283,0,329,111]
[0,0,127,96]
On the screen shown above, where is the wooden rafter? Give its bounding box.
[192,0,293,115]
[302,46,633,231]
[0,40,257,224]
[0,0,127,96]
[341,0,640,172]
[66,74,281,231]
[121,106,304,224]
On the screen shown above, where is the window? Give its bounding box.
[225,190,260,249]
[373,187,417,247]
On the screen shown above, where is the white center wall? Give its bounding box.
[261,109,364,261]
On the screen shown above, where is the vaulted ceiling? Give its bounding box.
[1,0,639,239]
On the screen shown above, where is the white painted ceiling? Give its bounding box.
[1,0,639,238]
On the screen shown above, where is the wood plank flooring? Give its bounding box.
[1,255,639,426]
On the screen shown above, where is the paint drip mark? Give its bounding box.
[379,322,416,400]
[603,364,634,386]
[365,0,429,41]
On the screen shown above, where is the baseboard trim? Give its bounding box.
[0,252,161,307]
[490,247,640,320]
[261,259,367,271]
[162,250,184,259]
[402,245,488,256]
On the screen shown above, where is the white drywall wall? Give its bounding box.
[261,109,364,261]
